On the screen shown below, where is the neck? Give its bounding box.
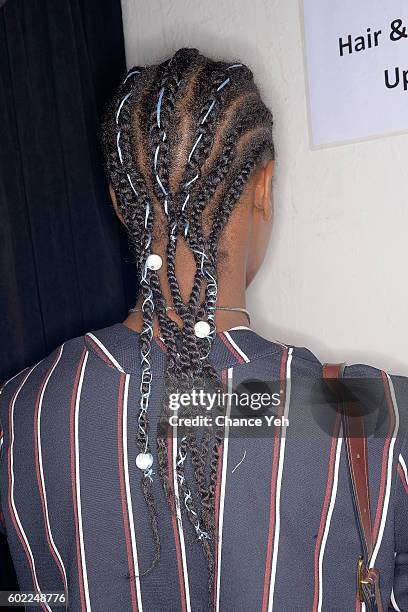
[123,245,248,335]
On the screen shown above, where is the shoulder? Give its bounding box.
[288,340,408,442]
[256,330,408,431]
[0,332,88,429]
[267,332,408,397]
[0,322,127,428]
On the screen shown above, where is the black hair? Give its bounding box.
[102,47,274,609]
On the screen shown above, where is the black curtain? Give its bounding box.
[0,0,135,597]
[0,0,136,386]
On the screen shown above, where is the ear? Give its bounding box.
[109,184,125,225]
[253,159,274,221]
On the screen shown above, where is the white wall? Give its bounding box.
[121,0,408,375]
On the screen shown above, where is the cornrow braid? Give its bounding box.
[102,47,274,610]
[143,53,219,552]
[108,65,163,572]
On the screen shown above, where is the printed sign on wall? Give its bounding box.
[301,0,408,147]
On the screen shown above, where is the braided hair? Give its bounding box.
[102,48,274,608]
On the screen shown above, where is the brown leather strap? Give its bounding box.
[323,363,383,611]
[322,363,373,558]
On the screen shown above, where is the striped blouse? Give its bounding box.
[0,323,407,611]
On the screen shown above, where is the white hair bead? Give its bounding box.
[135,452,154,471]
[194,320,211,338]
[146,254,162,271]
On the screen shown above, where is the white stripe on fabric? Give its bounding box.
[274,341,288,348]
[0,369,28,395]
[37,345,67,592]
[172,403,192,612]
[123,374,144,612]
[9,364,52,612]
[223,331,250,363]
[86,333,125,373]
[268,347,293,612]
[370,373,399,567]
[317,433,343,612]
[215,367,233,612]
[390,588,402,612]
[223,326,288,350]
[398,454,408,487]
[74,351,92,611]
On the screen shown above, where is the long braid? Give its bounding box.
[146,52,216,549]
[102,48,275,609]
[167,71,241,548]
[170,74,265,544]
[108,65,165,572]
[166,68,244,549]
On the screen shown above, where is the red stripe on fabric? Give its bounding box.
[85,337,115,368]
[69,349,88,612]
[397,464,408,496]
[7,367,48,612]
[213,368,227,611]
[117,374,138,612]
[167,427,187,612]
[312,412,341,611]
[213,440,224,611]
[33,347,66,590]
[261,348,288,612]
[372,372,395,543]
[219,333,245,365]
[155,337,168,353]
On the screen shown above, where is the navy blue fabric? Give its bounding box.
[0,324,407,611]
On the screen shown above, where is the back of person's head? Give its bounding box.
[102,47,274,601]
